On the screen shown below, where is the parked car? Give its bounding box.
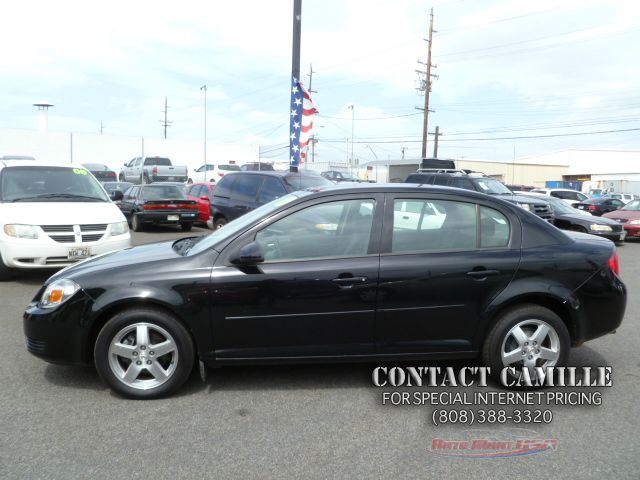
[321,170,362,182]
[209,171,333,229]
[23,184,626,398]
[117,184,198,232]
[602,199,640,239]
[119,156,188,184]
[188,163,241,184]
[0,160,131,280]
[405,170,554,222]
[241,162,275,171]
[102,181,133,199]
[506,184,535,192]
[603,192,639,204]
[82,163,117,182]
[529,188,589,207]
[574,197,625,216]
[186,182,214,226]
[520,194,625,242]
[588,188,605,198]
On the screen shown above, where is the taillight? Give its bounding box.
[218,172,224,177]
[608,251,620,276]
[153,166,158,176]
[588,205,597,212]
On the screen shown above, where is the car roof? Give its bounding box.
[0,160,77,170]
[221,170,323,178]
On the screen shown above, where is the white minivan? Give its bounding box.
[0,161,131,280]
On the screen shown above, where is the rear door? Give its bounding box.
[227,174,264,219]
[376,192,521,354]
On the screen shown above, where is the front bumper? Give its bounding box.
[623,224,640,238]
[1,234,131,269]
[23,290,94,365]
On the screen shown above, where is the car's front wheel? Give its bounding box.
[482,304,570,385]
[94,308,195,399]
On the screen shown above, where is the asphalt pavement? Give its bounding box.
[1,225,638,479]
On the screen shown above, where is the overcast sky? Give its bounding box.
[1,0,639,163]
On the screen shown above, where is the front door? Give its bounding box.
[376,194,521,354]
[211,195,382,359]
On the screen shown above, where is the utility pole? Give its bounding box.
[348,104,355,171]
[100,120,104,135]
[401,147,408,160]
[310,135,317,163]
[159,96,172,139]
[432,126,441,158]
[418,8,437,159]
[289,0,302,173]
[306,63,317,93]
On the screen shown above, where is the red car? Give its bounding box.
[186,182,214,226]
[603,199,640,238]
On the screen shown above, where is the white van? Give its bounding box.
[0,161,131,280]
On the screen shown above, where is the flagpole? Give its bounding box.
[290,0,302,173]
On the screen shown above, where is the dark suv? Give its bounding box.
[209,171,334,229]
[405,170,553,221]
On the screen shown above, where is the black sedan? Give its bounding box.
[82,163,118,182]
[116,184,198,232]
[24,185,626,399]
[521,194,626,242]
[574,196,625,216]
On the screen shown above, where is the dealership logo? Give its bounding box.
[428,429,558,458]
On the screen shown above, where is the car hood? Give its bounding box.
[48,240,182,283]
[496,193,546,204]
[559,213,619,225]
[603,210,640,221]
[0,201,125,225]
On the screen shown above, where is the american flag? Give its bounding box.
[289,76,318,167]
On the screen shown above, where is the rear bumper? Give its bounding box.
[137,211,198,224]
[572,269,626,344]
[150,175,187,183]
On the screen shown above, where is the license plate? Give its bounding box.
[620,233,626,241]
[68,247,91,260]
[168,177,175,181]
[167,215,179,221]
[578,205,584,209]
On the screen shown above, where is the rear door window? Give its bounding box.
[231,174,263,201]
[258,176,288,204]
[215,175,236,198]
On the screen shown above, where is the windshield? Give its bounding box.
[141,185,185,200]
[474,178,512,195]
[622,200,640,211]
[283,174,333,190]
[0,166,109,202]
[544,196,576,215]
[187,192,304,255]
[143,157,171,166]
[219,165,241,171]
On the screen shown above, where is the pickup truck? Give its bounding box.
[119,156,188,184]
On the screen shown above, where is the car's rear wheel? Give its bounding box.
[118,174,125,182]
[94,308,195,399]
[482,304,570,385]
[187,178,193,184]
[213,217,227,229]
[131,214,144,232]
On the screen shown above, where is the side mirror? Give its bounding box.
[230,241,264,266]
[110,190,124,201]
[200,195,210,202]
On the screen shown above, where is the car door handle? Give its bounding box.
[331,276,368,286]
[466,269,500,278]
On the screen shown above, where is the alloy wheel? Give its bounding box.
[500,319,560,372]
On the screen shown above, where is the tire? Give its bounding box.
[142,174,149,185]
[94,307,195,399]
[131,214,144,232]
[0,253,14,281]
[180,223,192,232]
[119,174,126,182]
[187,178,193,184]
[213,217,227,230]
[482,304,570,386]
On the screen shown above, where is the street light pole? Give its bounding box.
[200,85,207,169]
[348,104,354,172]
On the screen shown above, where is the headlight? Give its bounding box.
[111,221,129,236]
[590,224,613,232]
[40,279,81,309]
[3,224,38,239]
[629,219,640,225]
[516,203,532,211]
